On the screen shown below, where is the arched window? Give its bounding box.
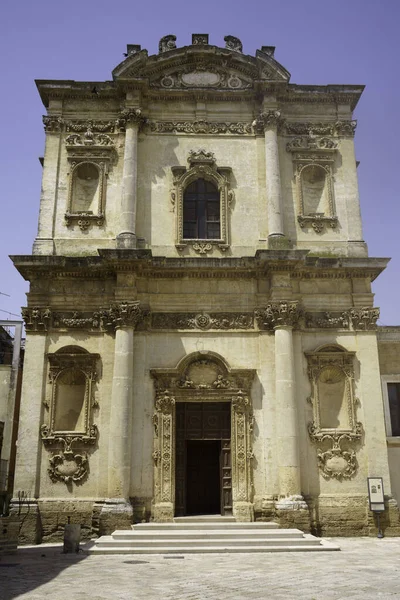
[183,179,220,240]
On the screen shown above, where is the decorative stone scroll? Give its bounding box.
[41,347,100,484]
[159,35,177,53]
[172,150,234,253]
[43,116,63,133]
[255,301,303,330]
[306,345,362,480]
[349,307,380,330]
[151,312,254,331]
[192,33,209,45]
[150,352,256,521]
[149,120,252,135]
[224,35,243,53]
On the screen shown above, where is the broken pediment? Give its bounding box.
[112,37,290,89]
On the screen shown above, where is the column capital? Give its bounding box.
[101,301,148,330]
[255,301,303,330]
[252,110,284,134]
[117,108,146,131]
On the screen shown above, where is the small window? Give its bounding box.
[183,179,220,240]
[388,383,400,436]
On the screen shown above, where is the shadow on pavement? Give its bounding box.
[0,542,93,600]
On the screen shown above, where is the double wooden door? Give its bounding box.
[175,402,232,516]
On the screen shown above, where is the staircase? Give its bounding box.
[91,516,340,554]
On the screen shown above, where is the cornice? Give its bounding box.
[10,252,389,283]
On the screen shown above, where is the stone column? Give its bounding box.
[255,301,307,512]
[116,109,144,249]
[152,390,176,522]
[102,301,146,531]
[253,111,286,248]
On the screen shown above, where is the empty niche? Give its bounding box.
[301,164,329,217]
[71,162,100,213]
[54,367,86,432]
[318,365,349,429]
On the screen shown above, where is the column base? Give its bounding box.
[275,495,310,532]
[152,502,174,522]
[116,232,137,249]
[97,498,133,534]
[233,501,254,522]
[268,234,290,250]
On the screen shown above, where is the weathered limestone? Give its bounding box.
[274,326,304,506]
[117,112,140,249]
[9,35,400,543]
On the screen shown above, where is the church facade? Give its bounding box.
[11,34,400,543]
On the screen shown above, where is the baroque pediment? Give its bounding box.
[112,44,290,90]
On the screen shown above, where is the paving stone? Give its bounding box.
[1,538,400,600]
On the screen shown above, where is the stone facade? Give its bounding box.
[10,34,400,542]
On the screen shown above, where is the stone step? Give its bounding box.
[95,537,320,549]
[132,522,279,531]
[174,515,236,522]
[90,542,339,555]
[114,529,305,540]
[91,518,340,554]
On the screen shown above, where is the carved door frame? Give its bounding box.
[150,351,256,522]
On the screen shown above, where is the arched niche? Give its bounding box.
[306,344,362,480]
[41,346,100,484]
[150,351,256,522]
[300,164,330,216]
[71,162,100,213]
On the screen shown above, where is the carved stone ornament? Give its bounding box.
[42,348,100,484]
[349,307,380,330]
[116,108,146,131]
[306,345,362,480]
[100,301,148,330]
[151,312,254,331]
[224,35,243,53]
[43,115,63,133]
[284,120,357,137]
[150,352,256,522]
[172,150,234,253]
[22,307,52,332]
[192,33,209,45]
[252,111,283,134]
[53,311,102,331]
[255,301,303,330]
[305,308,379,331]
[148,120,252,135]
[159,35,177,53]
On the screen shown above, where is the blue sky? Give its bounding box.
[1,0,399,323]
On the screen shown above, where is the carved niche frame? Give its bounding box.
[287,137,338,233]
[306,345,363,480]
[171,150,234,254]
[41,346,100,484]
[65,127,116,231]
[150,351,256,522]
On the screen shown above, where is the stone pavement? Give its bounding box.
[1,537,400,600]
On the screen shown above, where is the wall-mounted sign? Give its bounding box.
[367,477,385,512]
